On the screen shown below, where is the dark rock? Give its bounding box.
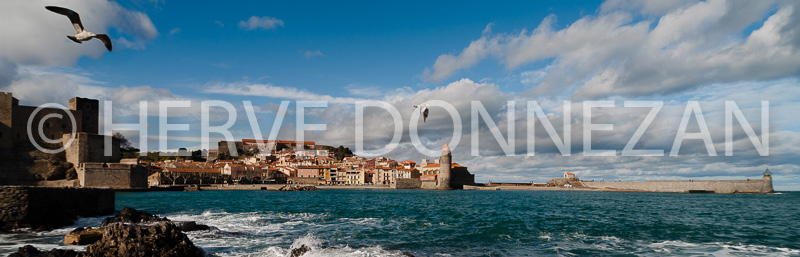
[279,185,319,191]
[84,222,204,257]
[173,221,212,232]
[0,186,115,231]
[100,207,169,227]
[14,208,205,257]
[64,227,104,245]
[65,167,78,180]
[289,244,311,257]
[45,162,73,181]
[8,245,81,257]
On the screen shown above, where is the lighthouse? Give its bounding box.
[762,168,774,193]
[437,144,452,190]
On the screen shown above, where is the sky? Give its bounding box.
[1,0,799,189]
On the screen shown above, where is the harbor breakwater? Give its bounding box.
[582,177,774,194]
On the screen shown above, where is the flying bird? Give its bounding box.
[414,104,429,123]
[46,6,112,51]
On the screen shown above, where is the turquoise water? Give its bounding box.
[2,190,799,256]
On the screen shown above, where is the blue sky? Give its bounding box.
[84,1,598,96]
[2,0,799,189]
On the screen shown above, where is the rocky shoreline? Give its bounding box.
[9,207,205,257]
[6,207,380,257]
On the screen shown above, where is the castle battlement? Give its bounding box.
[1,92,99,149]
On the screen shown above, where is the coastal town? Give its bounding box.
[146,138,475,189]
[0,93,477,190]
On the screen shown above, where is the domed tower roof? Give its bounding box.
[442,144,451,155]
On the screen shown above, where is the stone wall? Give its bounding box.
[394,178,422,189]
[63,133,120,168]
[583,178,773,193]
[78,163,147,189]
[11,105,82,147]
[420,180,437,189]
[0,186,114,230]
[287,176,323,185]
[0,93,99,151]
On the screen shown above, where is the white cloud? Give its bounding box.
[0,0,158,66]
[203,82,366,104]
[423,0,800,100]
[345,84,382,98]
[423,24,500,83]
[238,16,284,31]
[0,65,204,119]
[116,37,147,50]
[600,0,697,17]
[169,28,181,35]
[303,50,324,59]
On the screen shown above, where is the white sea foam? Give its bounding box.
[163,210,411,257]
[197,233,411,257]
[642,240,800,257]
[0,215,108,255]
[541,233,800,257]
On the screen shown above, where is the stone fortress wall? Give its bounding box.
[63,133,120,166]
[1,92,145,189]
[583,177,773,194]
[394,178,422,189]
[78,163,147,189]
[0,93,99,149]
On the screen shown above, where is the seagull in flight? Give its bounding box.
[46,6,112,51]
[413,104,429,123]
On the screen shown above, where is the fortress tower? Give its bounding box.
[0,93,101,150]
[437,144,452,190]
[0,93,18,148]
[69,97,99,134]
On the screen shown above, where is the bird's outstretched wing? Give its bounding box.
[46,6,84,33]
[93,34,112,51]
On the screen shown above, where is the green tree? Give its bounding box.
[191,150,206,162]
[113,132,140,158]
[333,145,353,161]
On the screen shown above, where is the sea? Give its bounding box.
[1,190,799,256]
